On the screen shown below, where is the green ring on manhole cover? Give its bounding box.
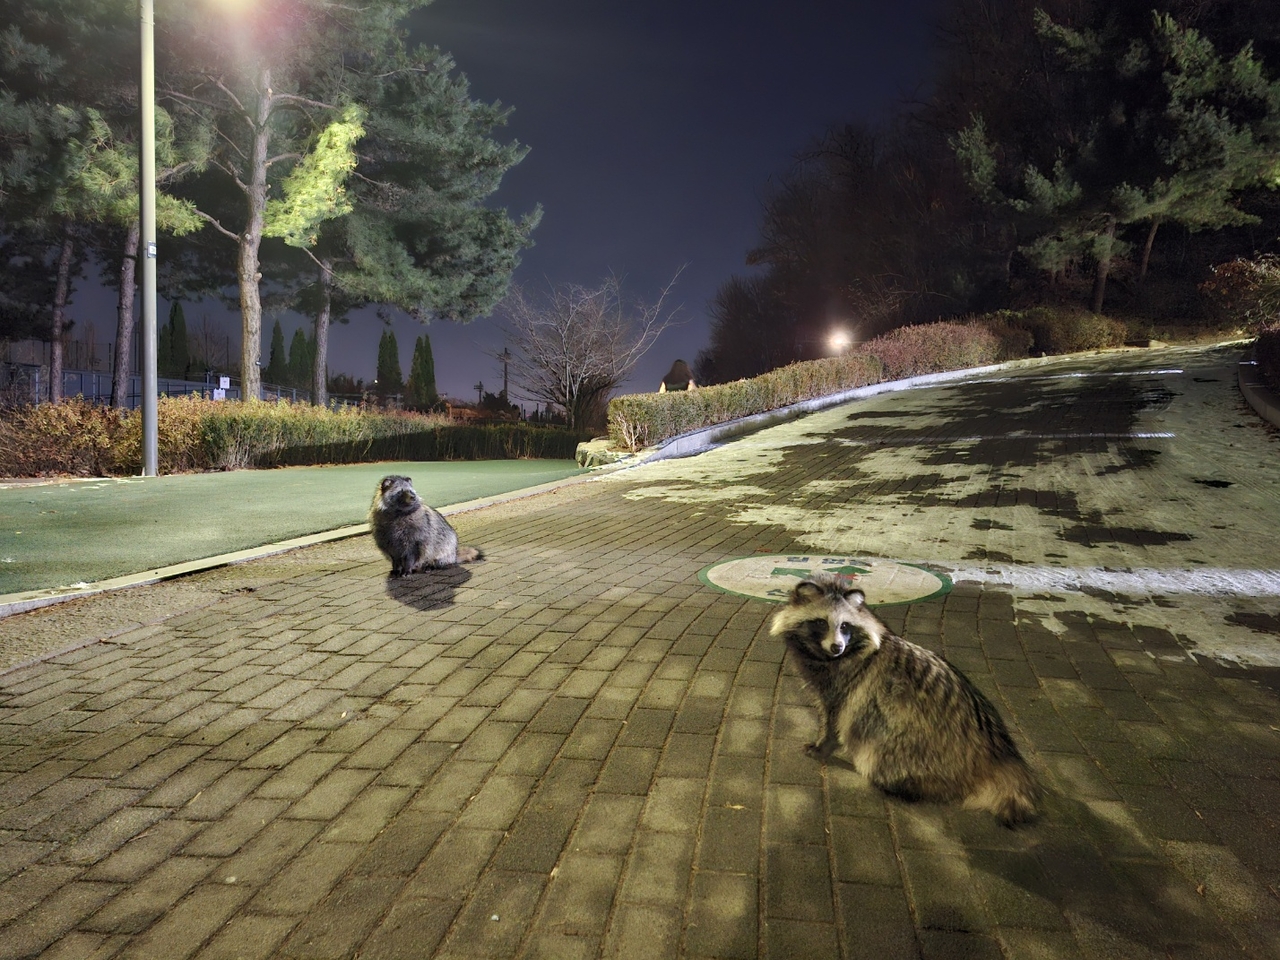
[698,555,952,606]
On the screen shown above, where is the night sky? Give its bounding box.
[396,0,943,403]
[74,0,944,405]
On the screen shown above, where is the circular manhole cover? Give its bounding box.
[699,554,952,605]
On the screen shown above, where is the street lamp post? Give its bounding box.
[139,0,159,476]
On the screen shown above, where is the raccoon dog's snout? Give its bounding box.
[820,619,855,657]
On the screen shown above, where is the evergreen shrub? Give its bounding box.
[861,321,1005,380]
[608,353,883,451]
[608,319,1015,452]
[1017,306,1128,354]
[1200,256,1280,331]
[0,399,124,476]
[0,397,587,478]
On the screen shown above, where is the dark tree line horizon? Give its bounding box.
[697,0,1280,385]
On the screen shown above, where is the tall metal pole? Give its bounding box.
[139,0,159,476]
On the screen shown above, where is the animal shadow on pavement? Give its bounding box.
[913,788,1236,952]
[384,564,472,611]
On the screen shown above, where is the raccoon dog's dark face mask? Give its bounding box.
[793,617,868,659]
[771,577,884,661]
[379,476,421,513]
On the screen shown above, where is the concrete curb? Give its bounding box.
[633,354,1077,465]
[0,472,602,620]
[1238,348,1280,429]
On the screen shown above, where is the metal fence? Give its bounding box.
[0,361,313,408]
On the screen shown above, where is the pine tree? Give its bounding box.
[0,1,208,405]
[952,6,1280,312]
[404,334,439,411]
[264,320,288,386]
[375,329,403,398]
[276,37,539,406]
[156,1,442,402]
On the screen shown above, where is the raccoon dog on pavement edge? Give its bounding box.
[369,475,483,577]
[770,574,1039,826]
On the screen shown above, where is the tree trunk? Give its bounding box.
[312,259,332,407]
[111,220,141,408]
[237,67,272,402]
[49,224,76,403]
[1090,217,1117,314]
[1138,218,1160,284]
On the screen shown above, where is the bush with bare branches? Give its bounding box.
[500,270,684,430]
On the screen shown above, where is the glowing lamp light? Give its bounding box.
[828,329,853,353]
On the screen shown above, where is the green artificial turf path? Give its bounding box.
[0,460,585,596]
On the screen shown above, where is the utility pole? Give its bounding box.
[499,348,511,398]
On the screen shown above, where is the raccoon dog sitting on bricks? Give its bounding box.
[771,574,1039,826]
[369,475,483,576]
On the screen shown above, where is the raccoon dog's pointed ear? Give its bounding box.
[791,580,826,604]
[842,587,867,606]
[380,476,395,492]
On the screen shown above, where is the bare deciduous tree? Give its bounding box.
[501,269,684,430]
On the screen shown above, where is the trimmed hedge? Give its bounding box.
[0,396,589,478]
[863,321,1006,380]
[1011,306,1129,354]
[266,423,591,466]
[608,352,884,452]
[0,398,124,477]
[607,316,1044,452]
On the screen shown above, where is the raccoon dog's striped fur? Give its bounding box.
[771,574,1038,826]
[369,475,483,577]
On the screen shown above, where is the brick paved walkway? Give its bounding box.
[1,343,1278,959]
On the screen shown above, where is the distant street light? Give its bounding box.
[828,329,853,354]
[139,0,158,476]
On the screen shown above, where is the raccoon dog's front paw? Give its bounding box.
[804,741,835,761]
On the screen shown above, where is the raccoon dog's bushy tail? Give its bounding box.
[456,546,484,564]
[966,760,1040,827]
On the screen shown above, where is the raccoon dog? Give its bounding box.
[771,575,1038,826]
[369,475,483,577]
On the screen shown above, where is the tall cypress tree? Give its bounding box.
[157,318,172,381]
[264,320,288,386]
[287,327,313,392]
[168,301,190,380]
[404,334,439,411]
[376,329,403,398]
